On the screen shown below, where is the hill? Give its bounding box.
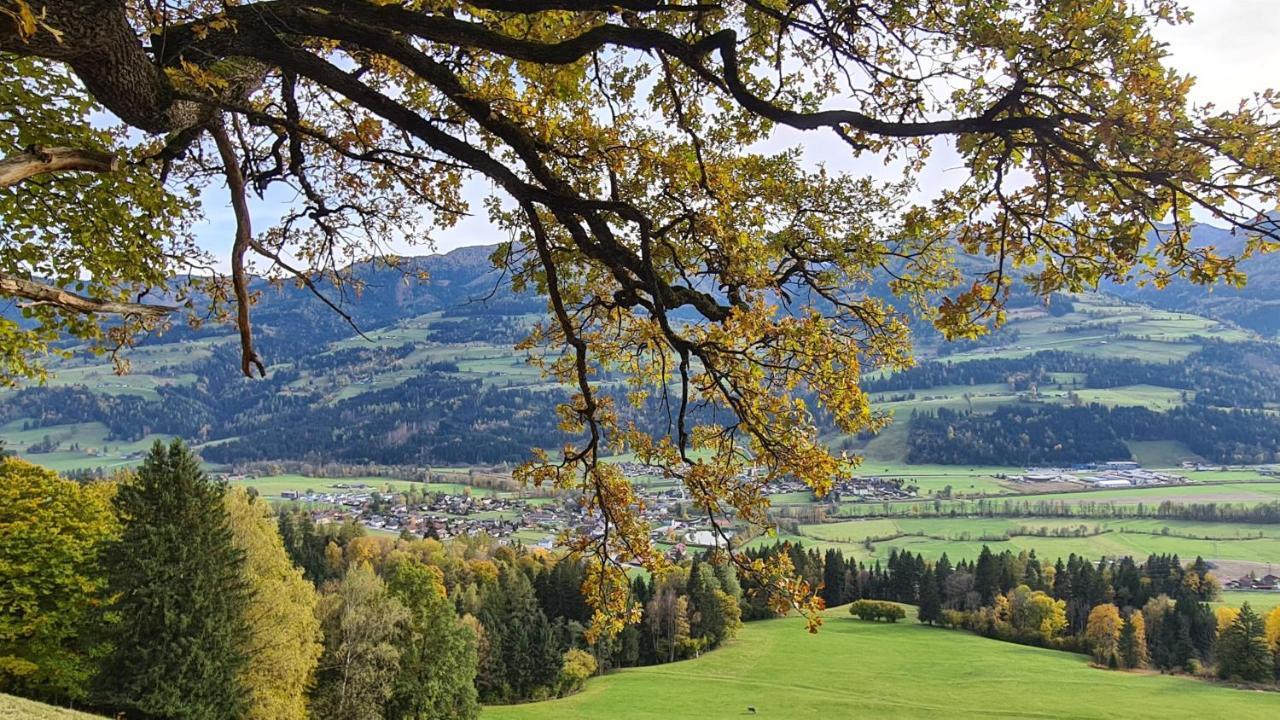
[0,694,104,719]
[485,610,1280,720]
[1108,218,1280,336]
[2,243,1279,471]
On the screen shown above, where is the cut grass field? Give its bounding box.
[483,608,1280,720]
[1214,590,1280,614]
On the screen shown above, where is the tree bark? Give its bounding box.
[0,274,172,317]
[1,0,197,132]
[0,146,118,187]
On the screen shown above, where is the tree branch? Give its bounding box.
[0,273,173,317]
[0,146,118,188]
[210,120,266,379]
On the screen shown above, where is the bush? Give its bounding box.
[559,648,597,696]
[849,600,906,623]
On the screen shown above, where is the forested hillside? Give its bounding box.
[3,242,1279,470]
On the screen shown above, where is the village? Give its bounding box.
[234,463,925,551]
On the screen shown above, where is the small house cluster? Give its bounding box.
[1223,573,1280,591]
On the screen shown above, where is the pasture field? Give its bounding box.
[484,608,1280,720]
[0,693,104,719]
[0,419,176,472]
[830,480,1280,518]
[231,474,505,499]
[1214,590,1280,614]
[788,517,1280,566]
[1124,440,1203,468]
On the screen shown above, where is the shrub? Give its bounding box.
[559,649,597,696]
[849,600,906,623]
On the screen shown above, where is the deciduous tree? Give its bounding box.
[224,488,323,720]
[0,458,116,703]
[312,562,409,720]
[1085,604,1122,666]
[384,556,480,720]
[1119,610,1149,670]
[6,0,1280,627]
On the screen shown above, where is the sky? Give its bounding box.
[189,1,1280,265]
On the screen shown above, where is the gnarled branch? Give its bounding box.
[0,146,118,188]
[0,273,173,317]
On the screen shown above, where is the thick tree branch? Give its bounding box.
[0,274,172,317]
[210,121,266,379]
[0,146,118,187]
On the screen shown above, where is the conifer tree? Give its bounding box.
[97,440,251,719]
[478,566,560,702]
[916,566,942,626]
[1216,603,1274,683]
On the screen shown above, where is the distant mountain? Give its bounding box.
[1107,219,1280,336]
[6,234,1280,471]
[150,243,540,358]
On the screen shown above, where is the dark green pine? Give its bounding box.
[97,439,252,719]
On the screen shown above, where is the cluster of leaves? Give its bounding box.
[5,0,1280,628]
[0,56,199,381]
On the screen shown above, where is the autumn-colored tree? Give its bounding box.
[1005,585,1067,640]
[312,562,409,720]
[224,488,323,720]
[1084,604,1123,666]
[1215,605,1241,636]
[1266,605,1280,653]
[647,587,691,665]
[1119,610,1149,670]
[7,1,1280,628]
[0,458,116,703]
[558,648,597,696]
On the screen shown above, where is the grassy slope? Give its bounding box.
[0,694,104,719]
[484,610,1280,720]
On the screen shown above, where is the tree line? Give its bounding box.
[757,541,1280,685]
[0,441,744,718]
[908,403,1280,465]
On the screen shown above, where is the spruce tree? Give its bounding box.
[1216,603,1274,683]
[97,440,252,719]
[478,566,561,702]
[916,566,942,626]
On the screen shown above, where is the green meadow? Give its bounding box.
[0,693,105,719]
[230,474,504,499]
[785,516,1280,566]
[1214,591,1280,614]
[484,609,1280,720]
